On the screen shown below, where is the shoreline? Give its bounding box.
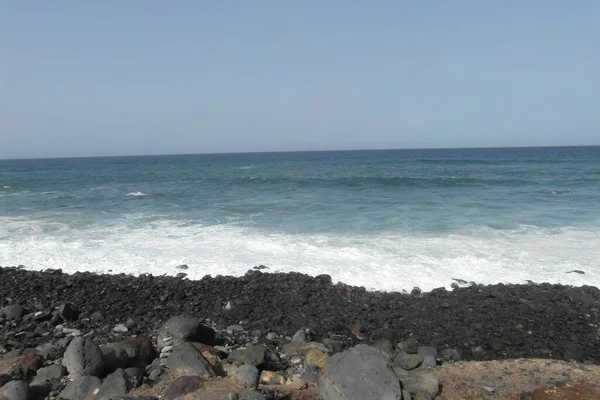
[2,265,599,365]
[2,265,600,399]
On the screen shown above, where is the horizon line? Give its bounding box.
[1,143,599,162]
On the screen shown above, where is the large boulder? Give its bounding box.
[157,316,215,349]
[58,375,102,400]
[165,342,215,378]
[62,337,104,378]
[319,344,403,400]
[0,380,31,400]
[101,337,157,373]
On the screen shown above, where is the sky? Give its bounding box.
[1,1,599,159]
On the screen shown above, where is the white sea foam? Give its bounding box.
[3,186,10,189]
[126,192,147,197]
[0,217,598,292]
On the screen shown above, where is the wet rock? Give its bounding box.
[62,337,104,378]
[234,364,260,388]
[162,375,204,400]
[165,342,215,378]
[95,368,133,400]
[158,316,216,349]
[394,352,423,370]
[227,344,267,367]
[319,344,402,400]
[59,375,102,400]
[0,380,30,400]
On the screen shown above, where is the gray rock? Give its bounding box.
[35,342,63,360]
[0,380,30,400]
[165,342,215,378]
[439,348,462,362]
[95,368,133,400]
[417,346,437,369]
[247,393,267,400]
[414,391,433,400]
[113,324,129,333]
[402,389,412,400]
[157,316,215,349]
[322,338,343,354]
[227,344,267,367]
[398,337,419,354]
[292,329,307,343]
[393,367,439,398]
[319,344,402,400]
[372,339,394,355]
[162,375,204,400]
[228,393,240,400]
[62,337,104,378]
[59,375,102,400]
[394,351,423,370]
[234,364,260,388]
[1,304,24,320]
[30,364,65,390]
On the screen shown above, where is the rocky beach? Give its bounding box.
[1,265,600,400]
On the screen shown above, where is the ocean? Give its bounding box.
[1,146,599,292]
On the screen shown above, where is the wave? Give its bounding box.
[3,186,10,189]
[197,176,531,188]
[126,192,148,197]
[1,218,598,292]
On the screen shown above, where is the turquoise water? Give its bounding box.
[1,146,599,291]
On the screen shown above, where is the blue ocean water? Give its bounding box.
[1,146,599,291]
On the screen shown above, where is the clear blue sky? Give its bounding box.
[1,1,599,159]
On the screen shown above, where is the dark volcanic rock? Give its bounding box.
[1,266,600,364]
[62,337,104,378]
[158,316,216,348]
[165,342,215,378]
[30,364,65,394]
[57,302,79,322]
[1,304,24,321]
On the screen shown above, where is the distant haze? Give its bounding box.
[1,1,599,159]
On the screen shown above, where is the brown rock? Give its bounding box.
[304,349,328,370]
[531,383,600,400]
[162,375,204,400]
[0,354,43,384]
